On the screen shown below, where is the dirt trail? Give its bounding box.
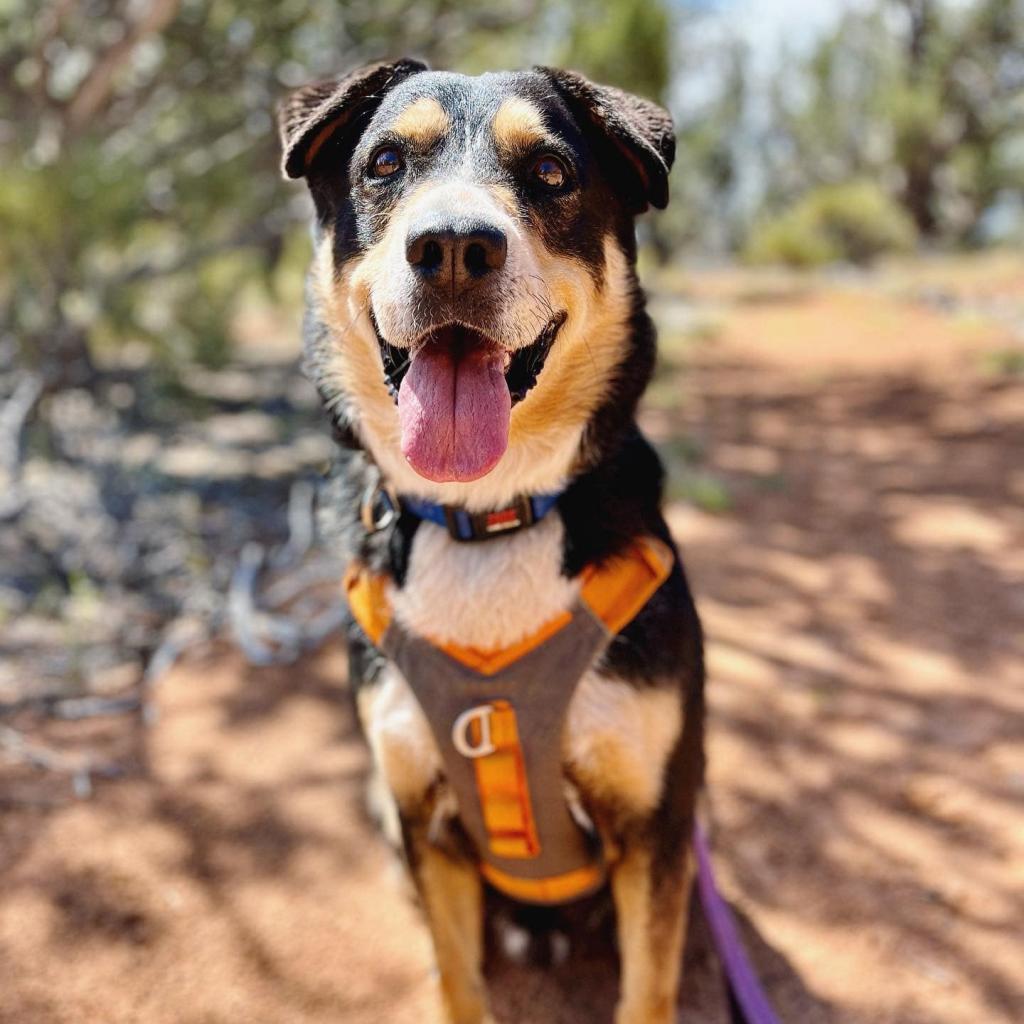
[2,274,1022,1023]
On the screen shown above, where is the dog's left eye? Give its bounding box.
[369,147,403,179]
[531,154,568,189]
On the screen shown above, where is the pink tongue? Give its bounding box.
[397,341,511,483]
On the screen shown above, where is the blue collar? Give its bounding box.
[402,491,561,542]
[371,488,561,542]
[360,474,563,542]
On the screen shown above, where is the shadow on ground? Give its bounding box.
[0,642,827,1024]
[655,353,1023,1023]
[1,283,1021,1023]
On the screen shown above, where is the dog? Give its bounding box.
[278,60,705,1024]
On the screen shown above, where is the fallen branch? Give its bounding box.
[272,480,316,568]
[64,0,183,134]
[261,562,345,609]
[0,723,125,800]
[50,695,141,721]
[0,372,42,520]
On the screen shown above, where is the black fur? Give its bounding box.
[294,62,705,707]
[284,63,706,1011]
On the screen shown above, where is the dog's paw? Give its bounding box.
[614,998,678,1024]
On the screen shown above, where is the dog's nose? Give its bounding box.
[405,219,508,295]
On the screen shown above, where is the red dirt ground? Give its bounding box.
[2,274,1022,1023]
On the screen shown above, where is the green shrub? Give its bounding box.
[742,209,839,268]
[983,346,1024,377]
[743,180,918,268]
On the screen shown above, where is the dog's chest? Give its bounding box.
[391,514,579,650]
[361,516,680,818]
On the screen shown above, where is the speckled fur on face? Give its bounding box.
[299,70,643,506]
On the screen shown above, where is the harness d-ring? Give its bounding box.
[451,705,498,758]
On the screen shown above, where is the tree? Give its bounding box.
[558,0,680,260]
[670,32,749,256]
[0,0,545,389]
[560,0,671,104]
[761,0,1024,244]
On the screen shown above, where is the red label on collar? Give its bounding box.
[485,508,522,532]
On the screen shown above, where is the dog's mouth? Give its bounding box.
[375,314,565,406]
[372,313,566,484]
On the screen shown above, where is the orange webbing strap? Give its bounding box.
[467,699,540,859]
[344,562,392,645]
[580,535,674,635]
[480,861,605,905]
[438,610,572,676]
[343,570,545,858]
[344,536,673,668]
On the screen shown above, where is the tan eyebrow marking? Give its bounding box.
[392,96,450,146]
[492,97,549,154]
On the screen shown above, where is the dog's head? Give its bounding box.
[280,61,674,506]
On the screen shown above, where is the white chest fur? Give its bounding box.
[391,513,579,650]
[361,515,682,823]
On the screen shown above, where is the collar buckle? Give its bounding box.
[360,478,399,533]
[389,489,560,542]
[443,494,536,542]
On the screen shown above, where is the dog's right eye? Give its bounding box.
[369,146,403,179]
[530,153,569,190]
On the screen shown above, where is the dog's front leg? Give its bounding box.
[610,826,695,1024]
[400,816,493,1024]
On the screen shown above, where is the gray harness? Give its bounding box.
[378,601,610,899]
[346,534,673,904]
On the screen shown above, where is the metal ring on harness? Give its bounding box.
[360,479,398,533]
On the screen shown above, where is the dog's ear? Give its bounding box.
[535,67,675,212]
[278,58,429,179]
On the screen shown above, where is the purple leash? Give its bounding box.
[694,822,782,1024]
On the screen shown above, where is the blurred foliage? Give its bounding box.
[669,37,748,254]
[982,346,1024,376]
[558,0,676,258]
[0,0,1020,386]
[561,0,670,109]
[0,0,677,385]
[743,180,919,267]
[759,0,1024,245]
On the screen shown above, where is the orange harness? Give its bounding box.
[345,536,673,904]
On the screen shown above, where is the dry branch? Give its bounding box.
[65,0,183,134]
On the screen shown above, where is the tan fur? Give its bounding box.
[412,838,493,1024]
[506,237,632,448]
[483,182,523,220]
[313,221,632,509]
[611,844,694,1024]
[393,96,451,147]
[357,664,442,808]
[565,673,682,815]
[492,97,549,154]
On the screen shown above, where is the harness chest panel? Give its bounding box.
[346,536,672,905]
